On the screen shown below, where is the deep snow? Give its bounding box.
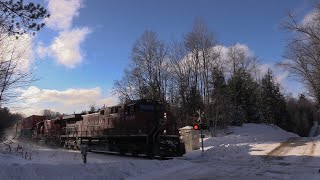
[1,123,320,180]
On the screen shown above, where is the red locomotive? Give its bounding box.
[15,99,185,157]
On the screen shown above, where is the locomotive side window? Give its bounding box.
[109,106,121,114]
[139,104,154,111]
[110,107,115,114]
[131,105,136,113]
[100,110,105,115]
[156,105,164,111]
[126,105,136,115]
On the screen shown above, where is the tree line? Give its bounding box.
[114,15,320,137]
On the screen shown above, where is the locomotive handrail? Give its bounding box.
[152,123,165,143]
[148,126,156,138]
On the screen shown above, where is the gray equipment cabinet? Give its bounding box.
[179,126,200,151]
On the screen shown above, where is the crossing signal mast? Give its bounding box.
[193,109,204,153]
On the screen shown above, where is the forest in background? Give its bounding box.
[114,4,320,137]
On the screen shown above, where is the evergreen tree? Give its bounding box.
[260,69,288,128]
[227,71,246,125]
[261,69,276,124]
[242,73,261,123]
[185,86,204,125]
[285,95,318,137]
[210,67,228,134]
[227,69,261,125]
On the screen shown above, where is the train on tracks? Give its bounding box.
[14,99,186,158]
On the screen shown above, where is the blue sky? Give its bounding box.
[15,0,315,115]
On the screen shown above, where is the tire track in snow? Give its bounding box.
[265,137,317,162]
[265,137,299,160]
[301,138,317,163]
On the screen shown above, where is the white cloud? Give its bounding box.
[213,44,301,96]
[213,43,254,61]
[258,63,290,84]
[259,64,271,76]
[274,71,289,84]
[184,43,290,88]
[301,9,317,26]
[49,27,90,68]
[233,43,254,57]
[257,62,305,97]
[46,0,82,31]
[13,86,118,116]
[36,28,91,68]
[36,43,48,58]
[37,0,90,68]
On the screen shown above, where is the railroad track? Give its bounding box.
[90,149,173,160]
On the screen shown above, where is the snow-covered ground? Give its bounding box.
[1,123,320,180]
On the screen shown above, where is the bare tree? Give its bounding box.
[280,3,320,105]
[0,0,49,106]
[168,40,191,126]
[0,35,35,107]
[114,69,137,102]
[89,102,97,113]
[184,20,218,126]
[114,30,169,105]
[42,109,63,119]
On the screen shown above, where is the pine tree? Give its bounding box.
[227,69,261,125]
[210,67,228,134]
[227,70,246,125]
[260,69,288,128]
[185,86,204,125]
[261,69,276,124]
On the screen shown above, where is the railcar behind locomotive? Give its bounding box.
[15,115,46,139]
[15,99,185,157]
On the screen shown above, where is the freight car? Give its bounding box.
[16,99,185,158]
[15,115,46,139]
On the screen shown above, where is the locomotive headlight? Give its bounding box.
[163,130,167,134]
[164,112,167,120]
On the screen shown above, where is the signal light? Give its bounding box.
[193,123,208,130]
[164,112,167,120]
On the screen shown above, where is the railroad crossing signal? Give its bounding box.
[193,123,208,130]
[194,110,206,130]
[193,124,200,130]
[196,111,205,122]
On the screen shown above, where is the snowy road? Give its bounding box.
[266,137,317,161]
[135,137,320,180]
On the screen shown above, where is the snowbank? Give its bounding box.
[184,123,299,161]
